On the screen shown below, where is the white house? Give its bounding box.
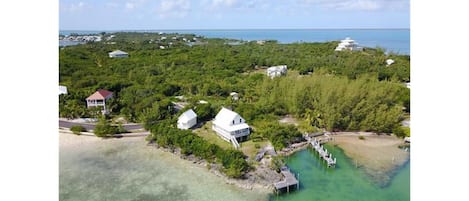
[267,65,288,79]
[86,89,113,114]
[386,59,395,66]
[212,107,250,148]
[230,92,239,101]
[59,85,68,95]
[108,50,129,58]
[335,37,363,51]
[177,109,197,130]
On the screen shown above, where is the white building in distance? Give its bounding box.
[386,59,395,66]
[230,92,239,101]
[59,85,68,95]
[177,109,197,130]
[267,65,288,79]
[212,107,250,148]
[109,50,129,58]
[335,37,363,51]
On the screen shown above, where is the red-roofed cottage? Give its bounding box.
[86,89,113,114]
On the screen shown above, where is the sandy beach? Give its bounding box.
[327,132,409,185]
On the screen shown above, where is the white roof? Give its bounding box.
[59,85,67,95]
[230,92,238,96]
[386,59,395,66]
[109,50,128,55]
[178,109,197,122]
[213,107,242,127]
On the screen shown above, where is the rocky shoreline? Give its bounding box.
[146,142,283,192]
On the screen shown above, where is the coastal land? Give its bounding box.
[328,132,409,186]
[60,128,408,192]
[59,131,271,201]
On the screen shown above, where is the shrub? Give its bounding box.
[94,117,118,137]
[70,125,86,135]
[254,144,261,149]
[358,135,365,140]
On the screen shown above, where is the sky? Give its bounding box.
[59,0,410,30]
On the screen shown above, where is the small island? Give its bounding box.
[59,31,410,193]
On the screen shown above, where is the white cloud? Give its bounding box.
[211,0,239,8]
[123,0,148,10]
[303,0,408,11]
[158,0,191,18]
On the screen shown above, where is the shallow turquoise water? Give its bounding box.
[59,135,268,201]
[269,145,410,201]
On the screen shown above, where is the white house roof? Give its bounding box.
[386,59,395,66]
[59,85,67,95]
[178,109,197,122]
[109,50,128,55]
[213,107,243,127]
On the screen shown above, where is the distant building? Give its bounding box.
[86,89,113,114]
[405,82,410,89]
[267,65,288,79]
[335,37,363,51]
[177,109,197,130]
[59,85,68,95]
[108,50,128,58]
[212,107,250,148]
[230,92,239,101]
[386,59,395,66]
[256,40,266,45]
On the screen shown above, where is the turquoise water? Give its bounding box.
[59,135,268,201]
[269,145,410,201]
[60,135,409,201]
[59,29,409,55]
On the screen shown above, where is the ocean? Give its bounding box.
[59,29,410,55]
[59,135,409,201]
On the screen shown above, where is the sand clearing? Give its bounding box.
[328,132,409,185]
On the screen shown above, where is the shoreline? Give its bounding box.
[59,131,280,193]
[327,132,410,186]
[60,130,409,191]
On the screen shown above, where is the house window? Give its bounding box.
[239,119,242,123]
[232,120,235,125]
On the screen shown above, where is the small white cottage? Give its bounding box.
[177,109,197,130]
[59,85,68,95]
[108,50,129,58]
[386,59,395,66]
[267,65,288,79]
[212,107,250,148]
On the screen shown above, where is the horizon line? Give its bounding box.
[60,28,410,32]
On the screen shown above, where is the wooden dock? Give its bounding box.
[274,166,299,193]
[311,138,336,167]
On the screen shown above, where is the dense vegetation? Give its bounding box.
[146,119,250,178]
[60,32,410,177]
[93,117,127,137]
[59,32,409,135]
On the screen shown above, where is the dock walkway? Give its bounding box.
[311,138,336,167]
[274,166,299,193]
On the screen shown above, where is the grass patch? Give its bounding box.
[192,122,233,150]
[239,139,269,159]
